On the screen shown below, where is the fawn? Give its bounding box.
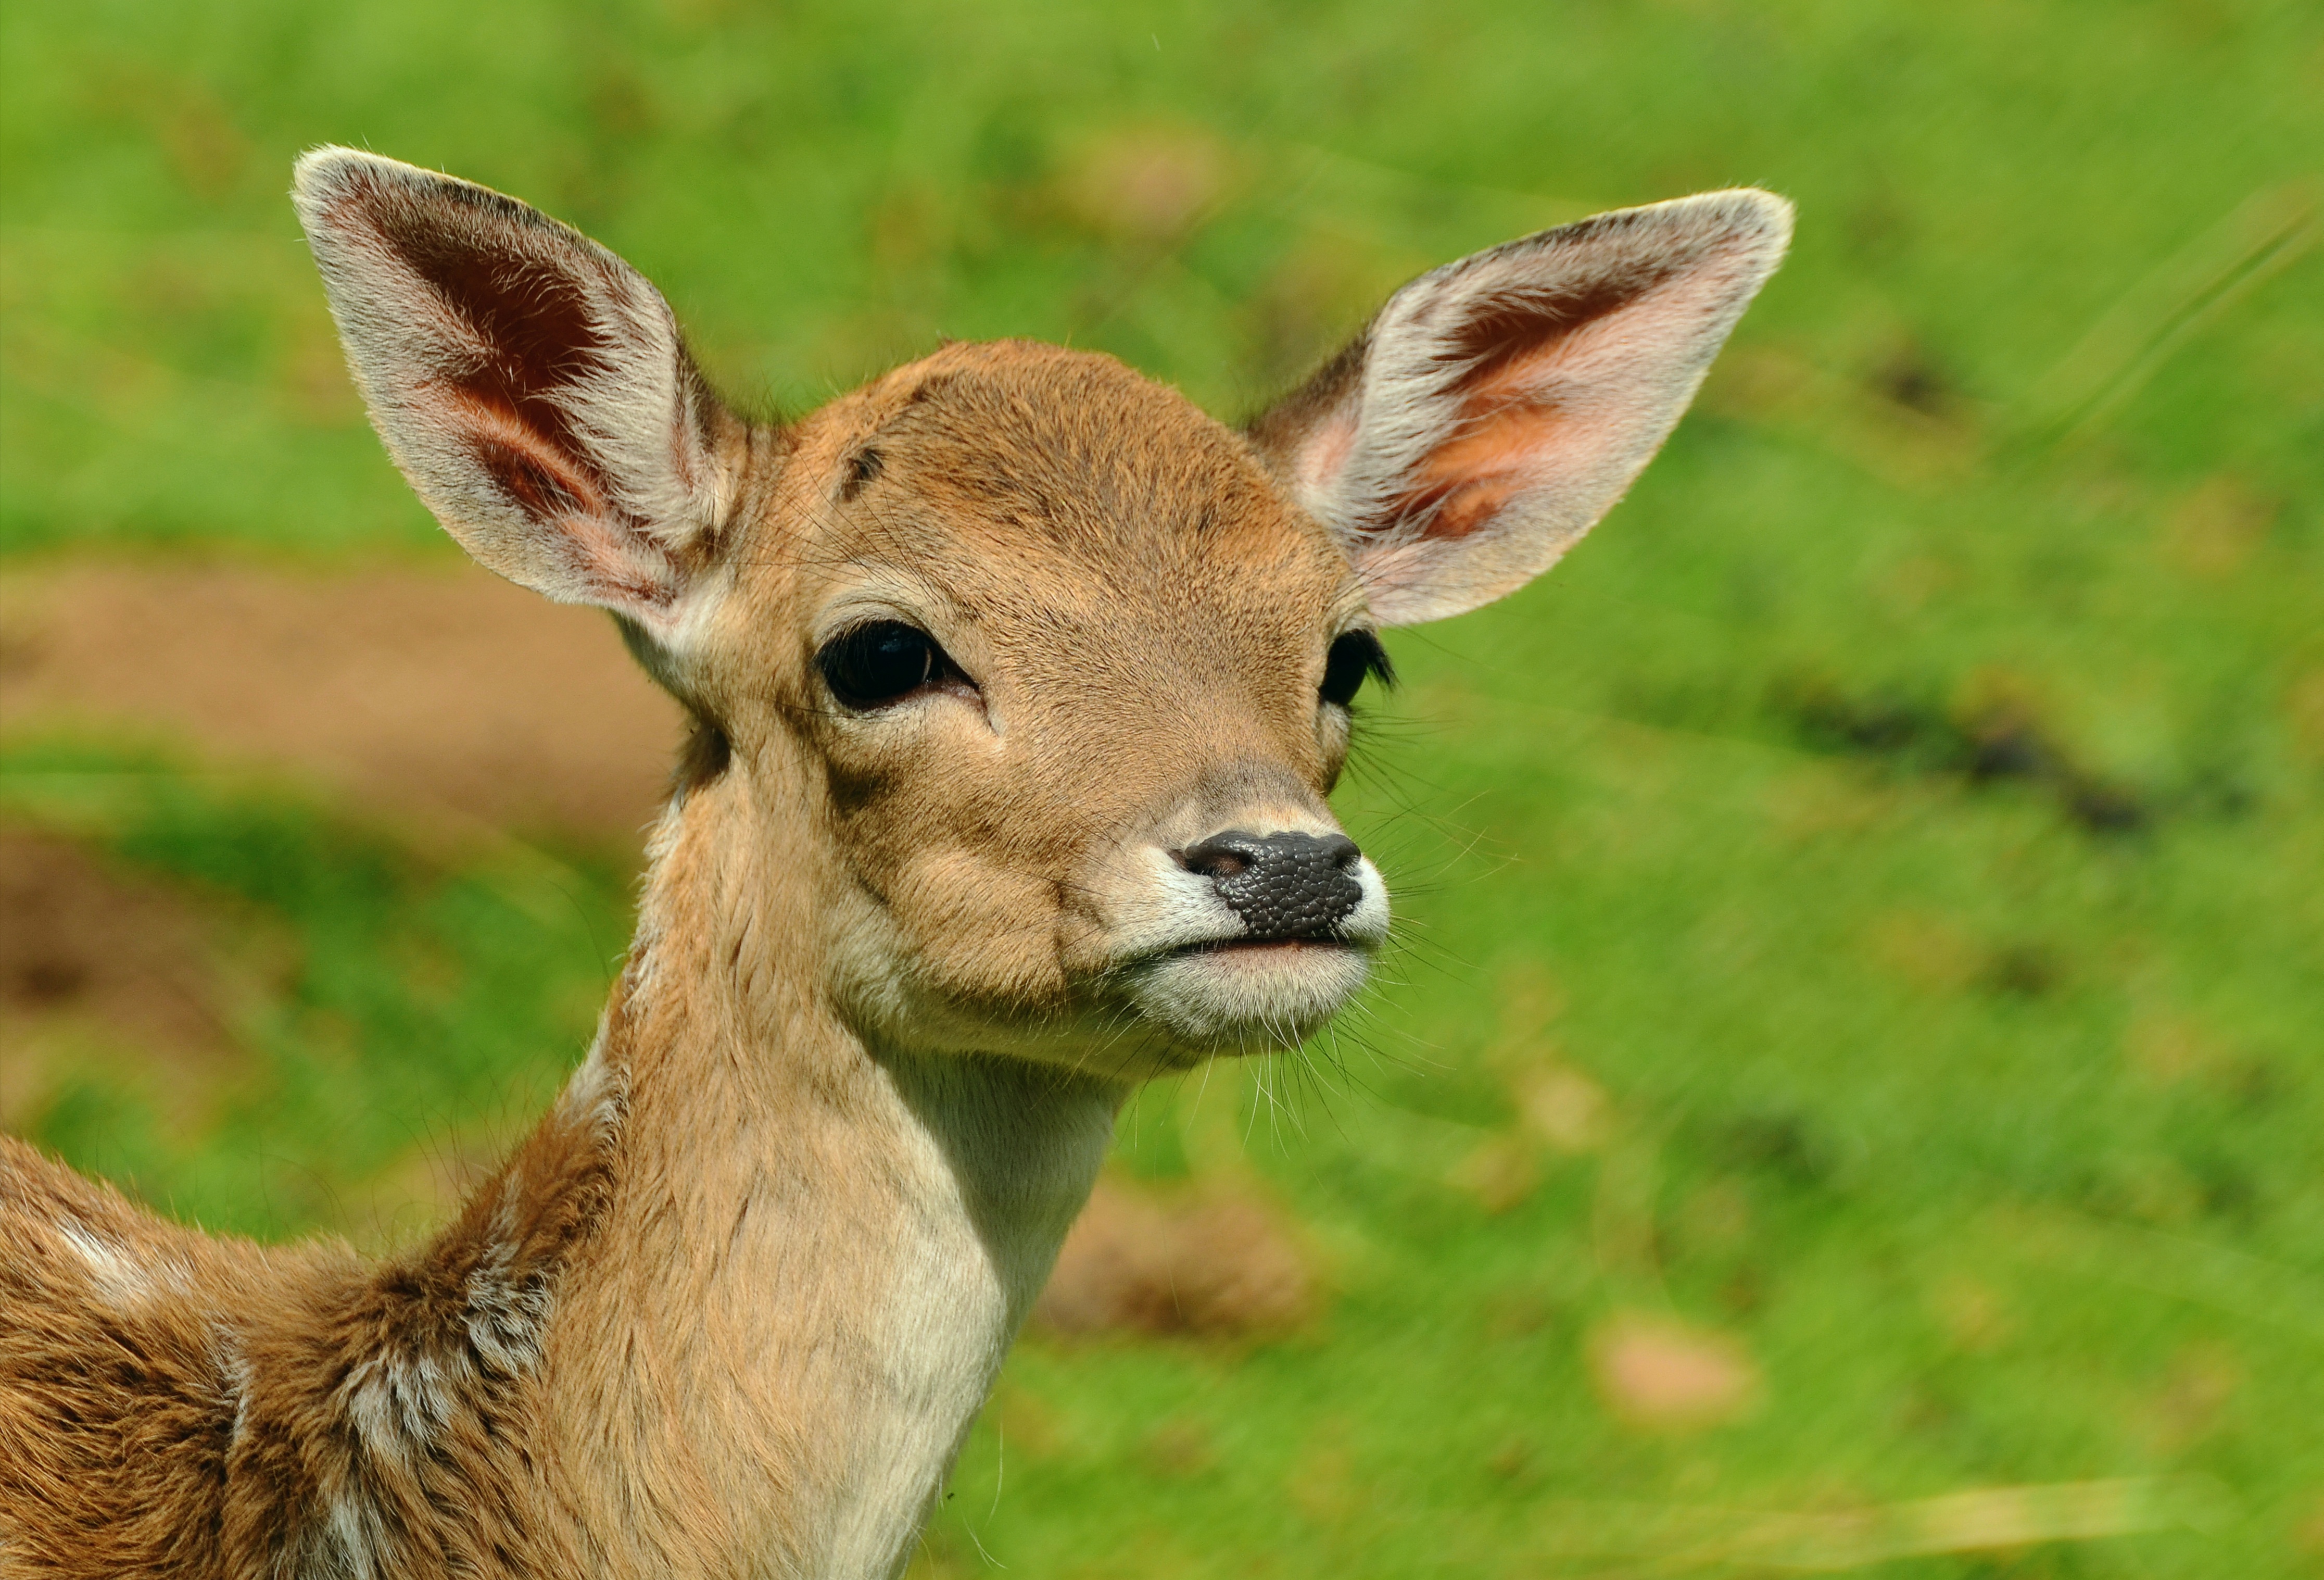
[0,149,1787,1577]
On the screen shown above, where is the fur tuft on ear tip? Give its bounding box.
[1682,185,1796,235]
[1509,186,1796,298]
[291,146,563,256]
[1646,186,1796,267]
[290,143,376,197]
[291,146,448,224]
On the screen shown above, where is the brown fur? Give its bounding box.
[0,151,1786,1575]
[1,1023,620,1575]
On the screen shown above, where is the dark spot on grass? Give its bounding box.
[0,829,234,1047]
[11,957,90,1007]
[1718,1264,1767,1315]
[1142,1418,1217,1478]
[1897,1384,1962,1439]
[1481,1287,1558,1340]
[2065,782,2148,834]
[0,629,41,679]
[2181,769,2257,821]
[1486,1437,1537,1486]
[2195,1161,2258,1223]
[2227,1058,2288,1113]
[1712,1113,1834,1190]
[1981,943,2063,998]
[1872,344,1954,416]
[1962,713,2057,783]
[1034,1181,1317,1338]
[1771,675,2154,836]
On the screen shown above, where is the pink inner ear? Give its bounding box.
[438,387,613,524]
[1298,409,1360,499]
[1401,302,1670,542]
[423,386,680,614]
[1404,333,1589,540]
[1410,402,1563,538]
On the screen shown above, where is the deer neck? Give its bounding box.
[536,761,1122,1578]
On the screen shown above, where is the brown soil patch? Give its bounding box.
[0,560,680,837]
[1034,1177,1318,1338]
[0,829,249,1129]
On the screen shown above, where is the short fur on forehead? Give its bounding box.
[1248,189,1791,625]
[868,345,1297,546]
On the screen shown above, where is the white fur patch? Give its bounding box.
[338,1150,569,1468]
[555,1021,624,1135]
[214,1330,254,1452]
[817,1061,1115,1580]
[54,1221,181,1310]
[305,1483,395,1580]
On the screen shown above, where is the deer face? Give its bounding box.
[713,342,1384,1068]
[294,149,1787,1073]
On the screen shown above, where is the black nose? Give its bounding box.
[1177,830,1364,942]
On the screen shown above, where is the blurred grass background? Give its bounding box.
[3,1,2321,1574]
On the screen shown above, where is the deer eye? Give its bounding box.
[1320,630,1394,709]
[818,620,942,709]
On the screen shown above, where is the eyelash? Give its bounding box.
[1320,630,1394,708]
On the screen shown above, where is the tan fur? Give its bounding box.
[0,151,1787,1575]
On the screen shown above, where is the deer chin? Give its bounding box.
[1116,936,1375,1052]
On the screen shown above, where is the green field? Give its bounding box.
[4,2,2321,1574]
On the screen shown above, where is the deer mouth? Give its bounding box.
[1115,932,1375,1050]
[1179,935,1360,955]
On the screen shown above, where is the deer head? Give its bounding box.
[293,148,1788,1080]
[0,154,1793,1580]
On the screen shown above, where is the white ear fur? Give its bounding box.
[292,147,736,648]
[1249,190,1792,625]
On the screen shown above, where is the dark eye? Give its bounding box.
[1320,629,1394,709]
[817,620,943,709]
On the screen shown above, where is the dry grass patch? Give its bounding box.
[1587,1310,1762,1432]
[1033,1176,1318,1339]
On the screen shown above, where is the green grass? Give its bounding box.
[0,741,631,1242]
[4,1,2321,1574]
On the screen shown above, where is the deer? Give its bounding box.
[0,147,1788,1577]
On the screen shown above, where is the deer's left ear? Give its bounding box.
[1248,190,1791,625]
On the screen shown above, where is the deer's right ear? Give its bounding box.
[1248,190,1791,626]
[293,148,738,651]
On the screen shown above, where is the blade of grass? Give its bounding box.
[2019,180,2320,446]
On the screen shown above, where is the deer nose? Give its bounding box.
[1177,830,1365,942]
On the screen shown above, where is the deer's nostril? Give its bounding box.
[1178,839,1252,880]
[1178,830,1365,942]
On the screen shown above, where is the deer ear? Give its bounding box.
[1248,190,1791,626]
[292,147,738,650]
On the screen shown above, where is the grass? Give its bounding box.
[0,741,631,1242]
[4,1,2322,1573]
